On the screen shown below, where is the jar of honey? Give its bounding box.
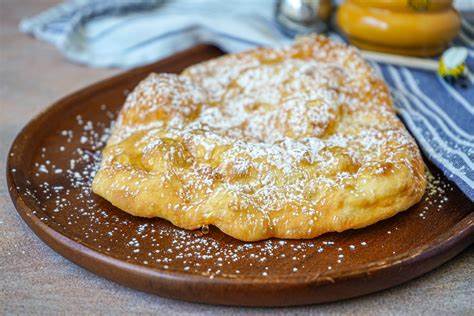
[336,0,461,56]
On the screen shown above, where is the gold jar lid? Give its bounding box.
[350,0,453,12]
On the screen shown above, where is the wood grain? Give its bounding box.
[1,1,473,314]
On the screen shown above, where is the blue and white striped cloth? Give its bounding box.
[20,0,474,200]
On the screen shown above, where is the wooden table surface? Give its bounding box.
[0,1,472,314]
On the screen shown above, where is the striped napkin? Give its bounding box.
[20,0,474,200]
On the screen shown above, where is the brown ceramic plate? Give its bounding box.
[7,44,474,307]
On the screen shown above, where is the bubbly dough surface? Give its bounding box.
[92,36,426,241]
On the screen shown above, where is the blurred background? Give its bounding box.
[0,1,473,314]
[17,0,474,68]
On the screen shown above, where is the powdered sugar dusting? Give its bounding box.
[11,36,462,279]
[94,36,426,241]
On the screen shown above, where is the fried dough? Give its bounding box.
[92,36,426,241]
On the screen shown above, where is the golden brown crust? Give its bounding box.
[92,36,426,241]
